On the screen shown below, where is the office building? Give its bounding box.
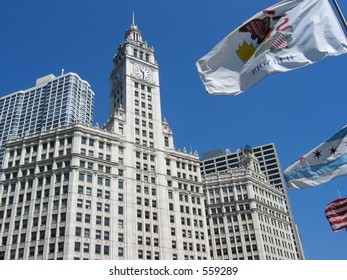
[0,20,208,260]
[201,144,305,260]
[0,73,95,167]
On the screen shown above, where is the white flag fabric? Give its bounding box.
[196,0,347,95]
[284,125,347,189]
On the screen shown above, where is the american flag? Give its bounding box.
[325,198,347,232]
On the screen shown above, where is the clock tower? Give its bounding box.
[109,16,166,148]
[104,17,208,260]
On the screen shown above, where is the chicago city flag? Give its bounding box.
[325,197,347,232]
[284,125,347,189]
[196,0,347,95]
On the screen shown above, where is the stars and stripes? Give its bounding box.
[325,198,347,232]
[270,32,288,49]
[284,125,347,189]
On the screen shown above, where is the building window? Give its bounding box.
[97,189,102,198]
[138,250,143,259]
[77,199,83,208]
[104,231,110,241]
[118,180,124,190]
[118,220,123,229]
[85,200,91,209]
[97,202,102,211]
[117,193,123,201]
[89,139,94,147]
[95,244,101,255]
[105,204,110,213]
[105,178,111,187]
[83,243,89,253]
[84,228,90,238]
[79,173,85,181]
[75,242,81,252]
[86,187,92,196]
[76,212,82,222]
[87,174,92,183]
[29,246,35,256]
[99,141,104,149]
[118,247,124,257]
[118,233,124,243]
[104,246,110,255]
[49,244,55,254]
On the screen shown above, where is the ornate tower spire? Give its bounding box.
[125,12,142,42]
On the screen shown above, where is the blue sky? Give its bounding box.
[1,0,347,260]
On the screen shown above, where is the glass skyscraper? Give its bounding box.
[0,73,95,167]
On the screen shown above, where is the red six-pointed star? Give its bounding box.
[330,146,337,154]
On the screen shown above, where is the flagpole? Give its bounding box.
[332,0,347,31]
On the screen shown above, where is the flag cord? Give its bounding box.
[332,0,347,31]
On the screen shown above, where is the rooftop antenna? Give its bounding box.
[61,69,64,75]
[132,11,135,26]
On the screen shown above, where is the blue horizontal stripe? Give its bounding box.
[284,154,347,182]
[326,126,347,142]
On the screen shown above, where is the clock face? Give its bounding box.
[135,65,150,81]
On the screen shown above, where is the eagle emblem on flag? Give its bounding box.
[239,17,271,44]
[236,14,293,62]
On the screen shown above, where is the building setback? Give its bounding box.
[0,73,95,168]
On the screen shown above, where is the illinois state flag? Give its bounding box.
[196,0,347,95]
[284,125,347,189]
[325,198,347,232]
